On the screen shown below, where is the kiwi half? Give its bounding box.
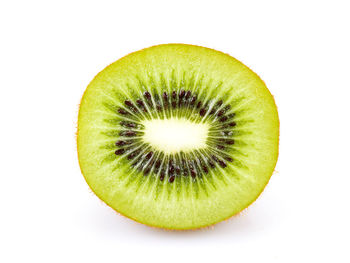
[77,44,279,230]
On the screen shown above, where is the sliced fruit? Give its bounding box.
[77,44,279,230]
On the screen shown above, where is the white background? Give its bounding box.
[1,1,349,262]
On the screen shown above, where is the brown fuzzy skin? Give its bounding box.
[76,43,279,231]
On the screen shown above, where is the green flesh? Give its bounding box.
[77,44,279,230]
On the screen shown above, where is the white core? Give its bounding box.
[142,118,209,154]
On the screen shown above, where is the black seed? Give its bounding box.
[115,149,125,155]
[178,91,184,106]
[175,166,181,175]
[172,101,176,108]
[169,160,175,174]
[209,109,216,115]
[226,139,235,145]
[144,166,151,176]
[162,92,168,107]
[183,169,188,176]
[190,169,196,178]
[120,121,136,128]
[228,122,236,127]
[224,156,233,162]
[143,92,153,108]
[211,155,227,168]
[136,99,144,106]
[145,151,153,160]
[120,130,137,137]
[116,140,125,146]
[219,116,228,122]
[115,140,133,146]
[144,91,151,100]
[160,170,165,181]
[118,108,128,115]
[217,110,225,117]
[169,175,175,183]
[202,165,209,174]
[181,159,189,176]
[156,104,162,111]
[124,100,133,107]
[212,155,220,162]
[136,99,147,112]
[179,90,186,99]
[218,160,227,168]
[124,100,138,112]
[172,91,177,99]
[216,100,223,107]
[216,145,225,150]
[208,159,215,168]
[127,123,137,128]
[190,95,197,105]
[199,108,206,116]
[155,160,161,169]
[185,91,191,100]
[196,101,202,108]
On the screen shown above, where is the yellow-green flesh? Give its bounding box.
[77,44,279,230]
